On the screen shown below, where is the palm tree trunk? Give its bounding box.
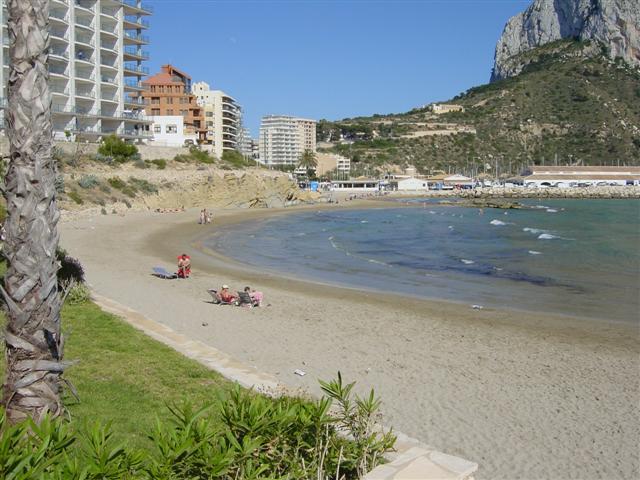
[1,0,65,424]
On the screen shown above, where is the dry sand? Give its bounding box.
[59,202,640,480]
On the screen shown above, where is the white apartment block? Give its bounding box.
[259,115,316,167]
[149,115,196,147]
[191,81,240,159]
[0,0,152,141]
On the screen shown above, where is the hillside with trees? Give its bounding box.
[318,41,640,178]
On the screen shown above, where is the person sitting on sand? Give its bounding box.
[219,284,237,303]
[245,286,264,307]
[177,254,191,278]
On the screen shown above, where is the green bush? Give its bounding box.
[78,174,99,189]
[98,135,139,163]
[67,190,84,205]
[221,150,247,168]
[128,177,158,194]
[66,283,91,305]
[150,159,167,170]
[107,177,126,190]
[0,375,395,479]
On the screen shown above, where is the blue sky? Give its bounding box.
[147,0,530,136]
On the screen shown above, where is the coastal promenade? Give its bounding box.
[59,202,639,479]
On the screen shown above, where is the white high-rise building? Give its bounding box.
[0,0,152,141]
[191,81,240,159]
[259,115,316,167]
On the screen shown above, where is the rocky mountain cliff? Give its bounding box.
[492,0,639,81]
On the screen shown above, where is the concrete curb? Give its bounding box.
[91,292,478,480]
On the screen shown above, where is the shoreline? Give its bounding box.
[59,201,640,480]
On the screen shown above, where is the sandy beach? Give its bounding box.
[59,202,640,480]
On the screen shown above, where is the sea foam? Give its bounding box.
[538,233,559,240]
[490,219,507,226]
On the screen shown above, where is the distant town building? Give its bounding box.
[431,104,465,114]
[523,166,640,187]
[191,81,240,159]
[316,153,351,176]
[141,65,207,143]
[259,115,316,166]
[237,127,254,158]
[0,0,153,141]
[149,115,196,147]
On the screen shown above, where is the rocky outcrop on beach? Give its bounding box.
[492,0,640,81]
[391,185,640,200]
[58,164,320,218]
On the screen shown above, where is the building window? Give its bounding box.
[150,85,156,92]
[166,97,173,104]
[151,108,160,115]
[159,86,165,93]
[166,125,177,134]
[153,125,161,133]
[179,98,187,104]
[167,109,174,115]
[206,121,213,127]
[180,110,187,116]
[151,97,160,105]
[205,111,213,117]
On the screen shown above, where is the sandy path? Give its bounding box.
[60,203,640,480]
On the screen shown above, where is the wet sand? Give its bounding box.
[60,202,640,480]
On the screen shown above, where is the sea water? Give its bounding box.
[207,199,640,323]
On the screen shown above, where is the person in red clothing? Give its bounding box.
[218,284,237,303]
[177,254,191,278]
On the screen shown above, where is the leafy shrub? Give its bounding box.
[0,375,395,479]
[93,153,114,165]
[221,150,246,168]
[101,207,107,215]
[56,247,85,285]
[66,282,91,305]
[128,177,158,194]
[99,184,111,194]
[173,147,216,164]
[107,177,126,190]
[78,174,99,189]
[151,159,167,170]
[67,190,83,205]
[98,135,138,163]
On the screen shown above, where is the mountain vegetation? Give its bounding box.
[317,41,640,178]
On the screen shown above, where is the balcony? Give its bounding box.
[50,30,69,42]
[100,26,118,37]
[101,75,117,85]
[75,34,95,47]
[100,7,118,17]
[100,43,118,53]
[75,52,94,64]
[75,71,96,82]
[123,46,149,60]
[51,85,70,95]
[123,63,148,75]
[75,18,94,30]
[124,31,149,44]
[121,0,153,14]
[75,90,96,99]
[124,94,144,105]
[74,1,94,12]
[51,104,75,115]
[123,15,149,29]
[50,65,69,77]
[49,47,69,59]
[124,79,144,90]
[50,11,69,23]
[100,61,118,70]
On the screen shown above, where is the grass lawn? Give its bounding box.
[0,301,233,448]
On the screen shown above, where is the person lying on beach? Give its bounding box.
[177,254,191,278]
[218,285,237,303]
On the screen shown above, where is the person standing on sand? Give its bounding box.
[199,209,205,224]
